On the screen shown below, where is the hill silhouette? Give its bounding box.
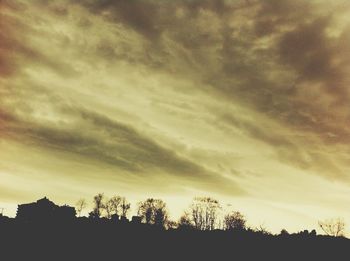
[0,197,348,260]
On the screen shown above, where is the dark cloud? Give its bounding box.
[0,6,78,78]
[5,0,350,149]
[0,7,22,77]
[278,17,337,82]
[205,0,350,149]
[2,0,350,187]
[81,0,163,39]
[79,0,237,39]
[215,112,347,179]
[0,97,244,195]
[220,113,294,148]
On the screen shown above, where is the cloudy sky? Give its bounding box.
[1,0,350,233]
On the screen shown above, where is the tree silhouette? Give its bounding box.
[119,197,131,218]
[224,211,246,231]
[137,198,168,227]
[91,193,104,218]
[254,224,271,235]
[103,197,115,219]
[178,212,193,229]
[318,218,345,237]
[154,207,167,227]
[280,229,289,236]
[188,197,221,230]
[166,220,178,229]
[3,195,350,260]
[75,199,87,217]
[100,196,132,219]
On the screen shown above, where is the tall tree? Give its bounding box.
[137,198,168,227]
[109,196,122,217]
[318,218,345,237]
[75,199,87,217]
[92,193,104,218]
[189,197,221,230]
[178,212,193,229]
[103,197,114,219]
[223,211,246,231]
[119,197,131,218]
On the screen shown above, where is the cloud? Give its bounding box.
[2,0,350,177]
[3,0,350,159]
[2,0,350,231]
[0,92,244,195]
[0,3,78,78]
[210,106,347,180]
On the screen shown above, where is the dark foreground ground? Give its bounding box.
[0,221,349,261]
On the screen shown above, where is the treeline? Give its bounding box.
[1,195,348,260]
[75,194,346,237]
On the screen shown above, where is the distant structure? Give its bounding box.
[16,197,76,223]
[131,216,142,224]
[120,216,128,223]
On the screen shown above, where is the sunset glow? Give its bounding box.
[1,0,350,234]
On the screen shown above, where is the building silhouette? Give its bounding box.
[131,216,142,224]
[16,197,76,223]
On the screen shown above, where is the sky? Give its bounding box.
[1,0,350,234]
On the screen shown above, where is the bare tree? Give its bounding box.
[137,198,168,227]
[100,195,131,219]
[103,197,114,219]
[178,212,193,229]
[224,211,246,231]
[254,223,271,235]
[109,196,122,216]
[138,198,154,224]
[75,199,87,217]
[318,218,345,237]
[92,193,104,218]
[119,197,131,218]
[189,197,221,230]
[191,199,204,230]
